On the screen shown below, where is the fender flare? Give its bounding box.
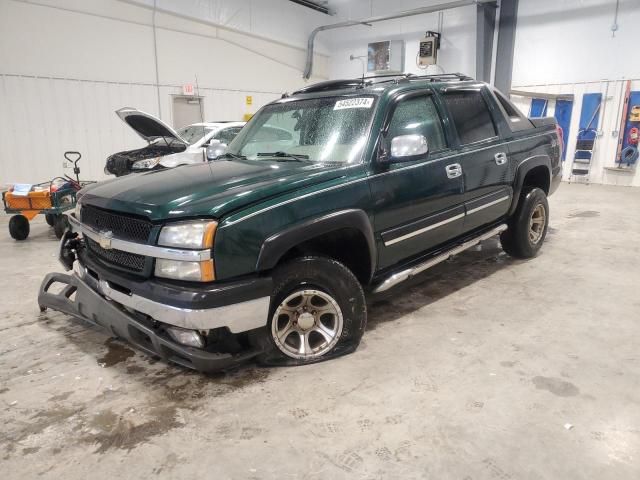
[255,209,376,279]
[509,155,552,216]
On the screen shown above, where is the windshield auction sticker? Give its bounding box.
[334,98,374,110]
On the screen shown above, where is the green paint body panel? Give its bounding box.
[78,79,562,283]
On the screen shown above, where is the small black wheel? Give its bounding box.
[250,256,367,366]
[9,215,30,240]
[501,187,549,258]
[45,214,55,226]
[53,215,69,239]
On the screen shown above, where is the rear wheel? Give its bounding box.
[501,187,549,258]
[250,256,367,366]
[45,214,55,226]
[9,215,30,240]
[53,215,69,239]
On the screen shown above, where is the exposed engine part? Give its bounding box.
[105,143,186,176]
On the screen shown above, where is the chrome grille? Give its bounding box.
[86,238,146,272]
[81,205,152,243]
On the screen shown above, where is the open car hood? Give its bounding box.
[116,107,188,145]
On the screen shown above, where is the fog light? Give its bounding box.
[166,327,205,348]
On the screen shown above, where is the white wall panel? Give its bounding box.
[326,3,477,79]
[0,0,157,83]
[513,0,640,86]
[138,0,331,54]
[0,0,329,185]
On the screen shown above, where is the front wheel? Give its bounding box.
[250,256,367,366]
[501,187,549,258]
[9,215,30,240]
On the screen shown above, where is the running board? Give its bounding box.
[372,224,508,294]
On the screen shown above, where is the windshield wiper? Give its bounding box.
[216,152,247,160]
[256,151,310,162]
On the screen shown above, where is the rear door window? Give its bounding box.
[443,90,497,144]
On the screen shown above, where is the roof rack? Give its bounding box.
[292,73,474,95]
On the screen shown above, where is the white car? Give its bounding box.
[105,107,245,176]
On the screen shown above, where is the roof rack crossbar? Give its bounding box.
[291,73,474,95]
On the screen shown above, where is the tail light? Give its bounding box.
[555,124,564,158]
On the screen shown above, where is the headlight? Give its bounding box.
[158,221,217,249]
[132,158,161,170]
[155,259,215,282]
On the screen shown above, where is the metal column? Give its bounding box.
[476,2,497,83]
[494,0,519,93]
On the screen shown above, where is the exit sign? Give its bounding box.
[182,84,195,96]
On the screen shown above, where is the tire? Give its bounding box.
[9,215,30,240]
[501,187,549,258]
[250,256,367,367]
[45,214,55,227]
[53,215,69,239]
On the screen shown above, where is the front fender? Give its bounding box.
[255,209,376,279]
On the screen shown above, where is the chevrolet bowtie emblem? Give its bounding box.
[98,230,114,249]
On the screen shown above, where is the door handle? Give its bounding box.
[495,152,508,165]
[445,163,462,179]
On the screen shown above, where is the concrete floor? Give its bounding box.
[0,183,638,479]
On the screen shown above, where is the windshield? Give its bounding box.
[227,96,376,164]
[177,125,215,144]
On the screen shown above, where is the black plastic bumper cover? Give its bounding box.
[38,272,262,372]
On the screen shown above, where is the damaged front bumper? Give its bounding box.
[38,232,272,373]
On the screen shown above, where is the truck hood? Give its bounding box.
[80,160,353,221]
[116,107,188,145]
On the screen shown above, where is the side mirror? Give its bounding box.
[389,134,428,161]
[206,140,228,161]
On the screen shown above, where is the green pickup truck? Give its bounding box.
[39,73,562,372]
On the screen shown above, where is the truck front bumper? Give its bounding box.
[39,271,266,372]
[38,234,272,372]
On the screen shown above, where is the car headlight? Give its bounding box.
[155,258,215,282]
[157,220,217,249]
[132,158,161,170]
[155,220,218,282]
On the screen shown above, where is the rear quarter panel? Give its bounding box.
[506,127,559,214]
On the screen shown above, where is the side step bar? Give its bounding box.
[372,224,508,293]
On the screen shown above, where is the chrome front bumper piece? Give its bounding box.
[38,270,264,372]
[71,261,269,333]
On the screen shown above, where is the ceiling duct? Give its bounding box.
[290,0,330,15]
[303,0,496,79]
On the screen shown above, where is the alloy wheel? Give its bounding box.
[529,203,546,244]
[271,289,343,359]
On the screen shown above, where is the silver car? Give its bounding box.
[105,107,245,176]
